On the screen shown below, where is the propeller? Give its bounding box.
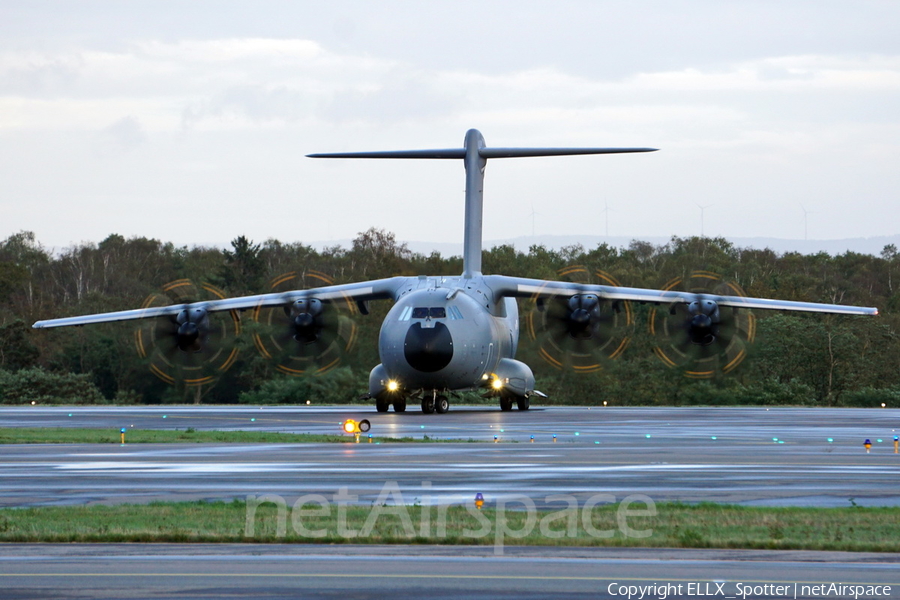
[251,270,358,376]
[134,279,241,386]
[649,271,756,378]
[525,266,634,373]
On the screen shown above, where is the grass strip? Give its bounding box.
[1,500,898,552]
[0,427,468,444]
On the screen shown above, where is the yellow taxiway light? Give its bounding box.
[342,419,371,434]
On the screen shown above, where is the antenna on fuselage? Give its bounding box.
[307,129,657,279]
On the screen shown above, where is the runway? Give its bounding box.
[4,406,900,598]
[2,406,899,508]
[0,544,897,600]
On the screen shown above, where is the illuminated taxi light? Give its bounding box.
[342,419,371,434]
[491,379,504,390]
[387,380,400,392]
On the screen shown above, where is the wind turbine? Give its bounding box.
[527,202,541,237]
[697,203,713,237]
[600,200,613,238]
[800,203,814,240]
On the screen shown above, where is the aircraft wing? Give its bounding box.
[484,275,879,316]
[32,277,407,329]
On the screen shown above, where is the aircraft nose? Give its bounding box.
[404,322,453,373]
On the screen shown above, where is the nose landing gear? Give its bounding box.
[421,392,450,414]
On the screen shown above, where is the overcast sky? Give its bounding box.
[2,1,898,251]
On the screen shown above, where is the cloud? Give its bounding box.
[95,116,147,155]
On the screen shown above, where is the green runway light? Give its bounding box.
[251,418,256,422]
[68,414,72,417]
[499,429,504,433]
[877,439,884,443]
[828,438,834,443]
[574,432,580,436]
[778,440,785,444]
[645,434,651,438]
[711,436,717,440]
[772,437,778,442]
[162,415,167,419]
[594,441,600,444]
[421,425,425,429]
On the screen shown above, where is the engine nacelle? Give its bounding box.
[174,307,209,352]
[685,299,720,346]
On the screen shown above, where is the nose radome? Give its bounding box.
[404,322,453,373]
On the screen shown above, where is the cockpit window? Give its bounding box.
[409,307,448,319]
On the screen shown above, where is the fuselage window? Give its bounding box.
[398,306,413,321]
[429,307,447,319]
[412,307,429,319]
[448,306,464,320]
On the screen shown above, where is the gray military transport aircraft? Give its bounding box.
[33,129,878,413]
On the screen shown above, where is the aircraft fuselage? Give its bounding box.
[368,276,528,403]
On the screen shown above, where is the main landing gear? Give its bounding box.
[375,396,406,413]
[500,396,530,411]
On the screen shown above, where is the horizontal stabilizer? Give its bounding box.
[308,147,657,160]
[479,147,657,158]
[307,149,466,159]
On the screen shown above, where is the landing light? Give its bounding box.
[491,379,504,390]
[387,380,400,392]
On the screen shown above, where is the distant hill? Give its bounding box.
[310,234,900,258]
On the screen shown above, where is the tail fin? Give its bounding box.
[309,129,657,278]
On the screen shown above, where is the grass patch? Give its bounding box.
[0,427,471,444]
[1,500,899,551]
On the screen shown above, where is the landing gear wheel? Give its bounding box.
[516,397,530,411]
[393,399,407,413]
[421,396,435,414]
[499,397,513,411]
[435,395,449,414]
[375,398,390,413]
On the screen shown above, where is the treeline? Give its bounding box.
[1,229,898,406]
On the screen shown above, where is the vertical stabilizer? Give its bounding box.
[462,129,486,278]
